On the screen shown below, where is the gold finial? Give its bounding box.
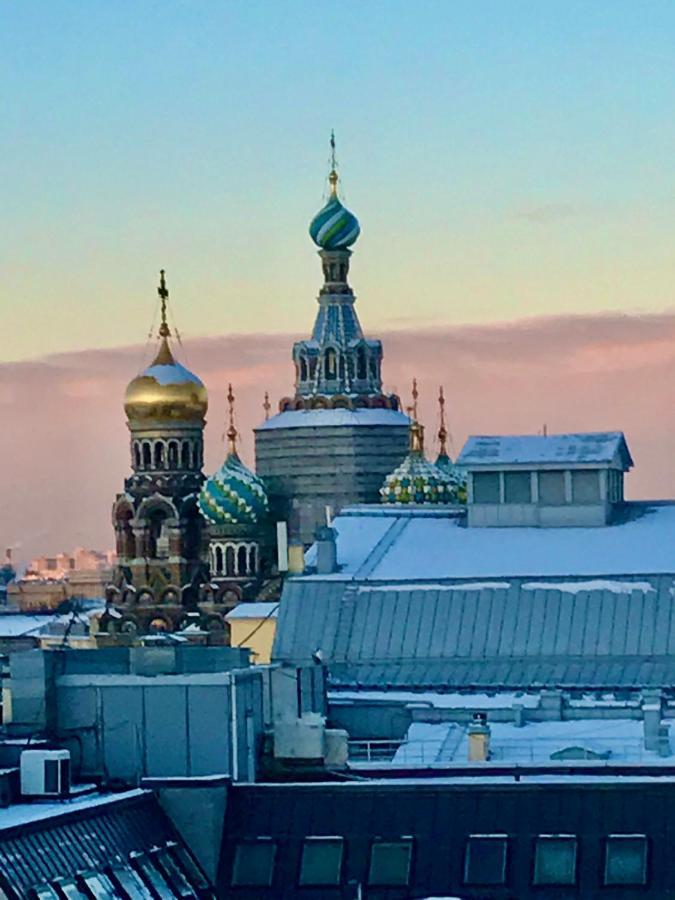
[263,391,271,421]
[226,383,238,456]
[410,420,425,454]
[157,269,170,338]
[411,378,419,421]
[328,129,339,197]
[438,385,448,456]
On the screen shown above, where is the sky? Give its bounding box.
[1,2,675,563]
[2,1,675,361]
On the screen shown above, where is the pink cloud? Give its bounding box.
[2,311,674,568]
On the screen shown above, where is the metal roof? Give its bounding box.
[458,431,633,468]
[274,576,675,690]
[0,790,213,898]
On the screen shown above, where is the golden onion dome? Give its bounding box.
[124,335,208,424]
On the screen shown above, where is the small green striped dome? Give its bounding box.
[198,453,268,526]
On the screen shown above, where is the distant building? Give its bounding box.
[25,547,113,581]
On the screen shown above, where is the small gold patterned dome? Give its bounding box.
[124,270,208,425]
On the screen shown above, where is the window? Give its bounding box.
[225,546,235,577]
[142,443,151,467]
[464,835,508,885]
[356,347,367,380]
[504,471,532,503]
[368,840,413,886]
[539,470,566,505]
[473,472,500,504]
[215,546,223,575]
[133,443,141,469]
[299,837,343,886]
[237,545,248,575]
[168,441,178,469]
[571,470,601,503]
[181,441,190,469]
[604,836,647,886]
[154,441,165,469]
[325,349,337,380]
[299,356,308,381]
[533,836,577,885]
[231,841,276,887]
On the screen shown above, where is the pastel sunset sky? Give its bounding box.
[2,2,675,564]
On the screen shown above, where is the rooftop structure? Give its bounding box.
[458,431,633,527]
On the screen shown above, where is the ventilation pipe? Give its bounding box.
[315,526,337,575]
[287,542,305,575]
[468,711,491,762]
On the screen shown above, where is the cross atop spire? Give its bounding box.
[437,385,449,457]
[263,391,271,421]
[157,269,170,338]
[226,383,238,456]
[412,378,419,421]
[328,130,339,197]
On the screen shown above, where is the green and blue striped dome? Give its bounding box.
[198,453,268,526]
[309,194,361,250]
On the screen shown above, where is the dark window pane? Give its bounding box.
[571,470,600,503]
[539,470,566,504]
[464,836,507,885]
[232,841,276,887]
[368,841,412,886]
[605,837,647,885]
[504,471,532,503]
[533,837,577,885]
[473,473,499,504]
[299,838,343,886]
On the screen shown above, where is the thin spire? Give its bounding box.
[438,386,449,457]
[263,391,271,421]
[226,383,238,456]
[408,379,424,453]
[328,129,339,197]
[157,269,170,338]
[411,378,419,421]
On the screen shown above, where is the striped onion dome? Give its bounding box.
[309,183,361,250]
[380,422,454,505]
[198,453,269,526]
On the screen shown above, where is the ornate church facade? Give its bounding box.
[105,142,465,640]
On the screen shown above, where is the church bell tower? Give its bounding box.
[110,272,208,626]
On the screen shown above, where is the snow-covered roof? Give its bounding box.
[274,502,675,690]
[458,432,633,469]
[0,606,105,639]
[302,502,675,581]
[257,408,410,430]
[225,602,279,620]
[385,719,666,768]
[0,788,146,831]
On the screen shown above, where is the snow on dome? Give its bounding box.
[124,336,207,424]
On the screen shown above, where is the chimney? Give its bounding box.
[276,522,289,573]
[467,711,491,762]
[315,526,337,575]
[513,702,525,728]
[287,542,305,575]
[643,689,664,752]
